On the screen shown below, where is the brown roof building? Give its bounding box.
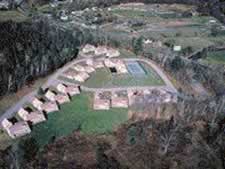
[57,83,80,96]
[93,93,110,110]
[8,121,31,139]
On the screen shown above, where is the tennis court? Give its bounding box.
[126,61,146,76]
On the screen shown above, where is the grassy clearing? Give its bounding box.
[84,62,164,88]
[0,10,28,22]
[31,92,128,147]
[203,50,225,64]
[0,130,13,150]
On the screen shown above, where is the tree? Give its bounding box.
[132,36,143,55]
[19,137,39,162]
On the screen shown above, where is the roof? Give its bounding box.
[57,83,67,93]
[1,118,13,130]
[95,46,108,56]
[55,94,70,104]
[26,111,46,124]
[8,121,31,138]
[106,49,120,58]
[41,101,59,113]
[82,44,96,53]
[45,90,57,102]
[18,108,29,119]
[32,98,44,110]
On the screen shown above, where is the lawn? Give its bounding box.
[203,50,225,64]
[84,61,164,88]
[30,92,128,147]
[0,130,13,150]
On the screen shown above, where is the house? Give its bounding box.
[111,93,129,108]
[32,97,59,113]
[74,72,90,82]
[82,44,96,54]
[18,107,46,125]
[7,121,31,139]
[173,46,182,52]
[45,90,57,102]
[1,118,13,131]
[73,64,95,73]
[105,59,128,74]
[94,61,105,69]
[41,102,59,113]
[93,99,110,110]
[32,98,44,110]
[55,94,70,104]
[73,64,86,72]
[57,83,80,96]
[93,93,110,110]
[95,46,108,56]
[84,65,95,73]
[25,111,46,125]
[63,70,77,80]
[106,48,120,58]
[86,59,94,66]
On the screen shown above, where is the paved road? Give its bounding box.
[0,57,177,128]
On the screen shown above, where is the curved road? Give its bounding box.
[0,57,177,128]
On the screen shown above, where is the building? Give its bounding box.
[63,70,77,80]
[25,111,46,125]
[45,90,57,102]
[82,44,96,54]
[74,72,90,82]
[111,93,129,108]
[173,46,182,52]
[94,61,105,69]
[57,83,80,96]
[7,121,31,139]
[93,93,110,110]
[41,101,59,113]
[55,94,70,104]
[1,118,13,131]
[104,59,128,74]
[32,98,44,110]
[106,48,120,58]
[32,97,59,113]
[84,65,95,73]
[18,107,46,125]
[95,46,108,56]
[73,64,86,72]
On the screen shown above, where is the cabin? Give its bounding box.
[40,101,59,113]
[95,46,108,56]
[106,48,120,58]
[18,107,46,125]
[82,44,96,54]
[32,97,59,113]
[73,64,86,72]
[93,93,110,110]
[1,119,31,139]
[63,70,77,80]
[57,84,80,96]
[94,61,105,69]
[111,93,129,108]
[74,72,90,82]
[54,94,70,104]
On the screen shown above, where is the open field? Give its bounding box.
[83,61,164,88]
[30,92,128,147]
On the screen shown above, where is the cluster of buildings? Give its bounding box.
[128,88,177,106]
[1,83,80,139]
[62,44,128,82]
[93,91,129,110]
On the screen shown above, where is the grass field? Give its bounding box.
[84,61,164,88]
[203,50,225,64]
[0,130,13,150]
[30,92,128,147]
